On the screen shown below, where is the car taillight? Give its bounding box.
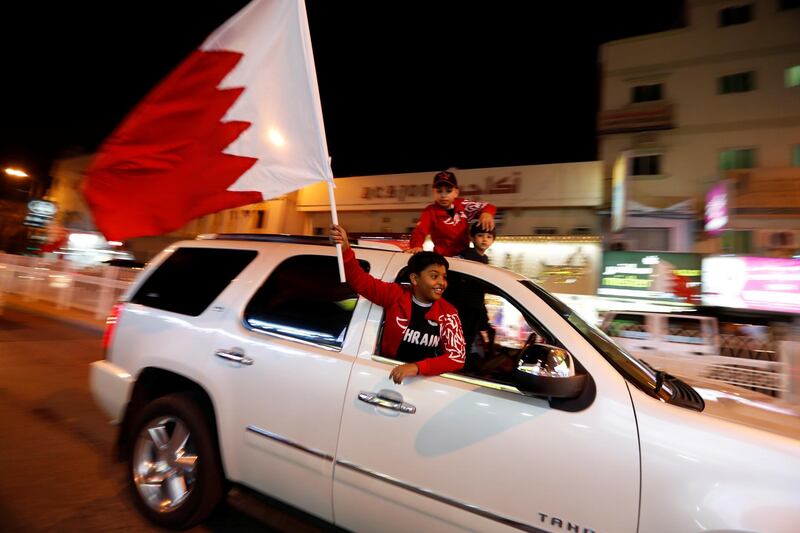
[103,302,124,355]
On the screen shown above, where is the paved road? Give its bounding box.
[0,308,335,532]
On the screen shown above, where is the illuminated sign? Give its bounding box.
[610,154,628,233]
[487,240,602,296]
[704,182,728,234]
[702,256,800,314]
[599,251,701,303]
[24,200,57,228]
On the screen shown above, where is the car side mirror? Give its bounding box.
[514,343,587,399]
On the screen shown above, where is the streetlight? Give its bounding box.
[4,168,29,178]
[2,167,39,200]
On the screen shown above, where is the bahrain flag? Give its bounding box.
[83,0,333,241]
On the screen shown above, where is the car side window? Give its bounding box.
[244,255,368,350]
[445,271,557,386]
[604,313,649,339]
[131,247,257,316]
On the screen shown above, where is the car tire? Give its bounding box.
[127,393,224,529]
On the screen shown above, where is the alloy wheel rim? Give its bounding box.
[132,415,198,513]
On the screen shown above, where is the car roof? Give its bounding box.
[196,233,405,252]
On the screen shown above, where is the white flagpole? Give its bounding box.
[327,179,346,283]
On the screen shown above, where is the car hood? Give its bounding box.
[682,377,800,440]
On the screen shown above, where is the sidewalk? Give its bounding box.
[1,293,106,333]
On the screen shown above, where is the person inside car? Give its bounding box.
[330,224,466,383]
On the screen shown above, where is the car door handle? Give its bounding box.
[639,346,654,350]
[358,390,416,414]
[215,348,253,366]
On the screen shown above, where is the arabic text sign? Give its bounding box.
[599,251,702,302]
[702,256,800,313]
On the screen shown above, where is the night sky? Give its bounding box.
[0,1,683,191]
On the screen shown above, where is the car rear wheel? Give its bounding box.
[128,393,224,529]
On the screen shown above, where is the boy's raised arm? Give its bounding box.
[331,224,402,308]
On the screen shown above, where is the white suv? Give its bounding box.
[91,235,800,532]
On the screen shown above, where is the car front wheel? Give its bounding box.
[128,393,224,529]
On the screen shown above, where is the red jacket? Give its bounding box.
[409,197,497,257]
[343,247,465,375]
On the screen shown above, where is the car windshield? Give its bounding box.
[520,280,672,400]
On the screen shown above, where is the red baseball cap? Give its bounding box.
[433,170,458,188]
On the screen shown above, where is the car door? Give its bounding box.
[211,246,392,521]
[333,256,641,532]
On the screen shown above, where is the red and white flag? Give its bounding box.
[83,0,333,241]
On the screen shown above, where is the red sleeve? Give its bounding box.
[343,247,402,308]
[409,206,434,248]
[416,309,466,375]
[462,199,497,221]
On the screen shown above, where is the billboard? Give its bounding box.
[702,256,800,314]
[599,251,701,303]
[704,181,729,234]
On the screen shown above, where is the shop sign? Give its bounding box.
[702,256,800,314]
[704,181,728,234]
[24,199,57,228]
[599,251,701,302]
[360,175,520,201]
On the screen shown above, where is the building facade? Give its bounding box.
[297,162,603,237]
[48,156,605,261]
[598,0,800,254]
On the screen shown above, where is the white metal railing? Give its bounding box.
[636,352,789,397]
[0,252,136,319]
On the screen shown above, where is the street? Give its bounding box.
[0,308,335,532]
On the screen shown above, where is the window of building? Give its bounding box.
[256,210,265,229]
[792,145,800,167]
[717,71,755,94]
[785,65,800,88]
[244,255,367,349]
[626,228,670,251]
[534,227,558,235]
[721,230,753,253]
[719,148,756,170]
[779,0,800,10]
[631,154,661,176]
[718,4,752,26]
[631,83,663,103]
[131,248,257,316]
